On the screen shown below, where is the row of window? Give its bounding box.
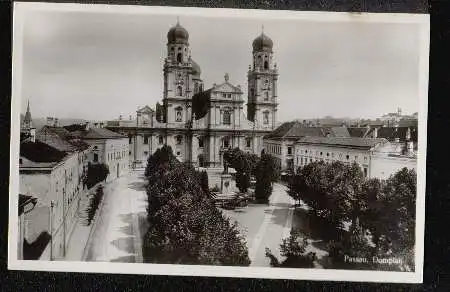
[131,135,252,149]
[297,149,368,161]
[107,150,127,162]
[266,143,281,155]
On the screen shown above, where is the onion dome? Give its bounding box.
[167,20,189,44]
[191,59,201,77]
[252,32,273,52]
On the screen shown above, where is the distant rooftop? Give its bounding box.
[264,121,350,140]
[20,140,67,166]
[64,124,126,139]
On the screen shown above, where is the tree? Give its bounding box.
[199,170,209,196]
[223,148,260,193]
[362,168,416,257]
[143,145,251,266]
[84,163,109,189]
[265,229,316,268]
[254,153,278,203]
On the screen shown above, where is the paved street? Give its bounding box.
[221,183,296,267]
[85,169,148,263]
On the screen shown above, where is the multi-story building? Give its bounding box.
[63,123,129,181]
[263,121,350,172]
[293,136,416,179]
[19,127,91,260]
[106,21,279,167]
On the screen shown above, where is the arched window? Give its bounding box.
[158,136,164,145]
[176,135,183,145]
[223,137,230,148]
[264,61,269,69]
[198,136,204,148]
[177,53,182,63]
[264,91,269,101]
[223,110,231,125]
[263,111,269,125]
[176,86,183,96]
[194,83,199,94]
[175,106,183,122]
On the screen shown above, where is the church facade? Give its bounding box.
[106,21,279,167]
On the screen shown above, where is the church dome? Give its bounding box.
[191,59,201,76]
[167,21,189,44]
[252,33,273,52]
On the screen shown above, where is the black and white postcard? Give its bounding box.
[9,2,429,283]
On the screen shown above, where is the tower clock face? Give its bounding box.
[175,71,185,85]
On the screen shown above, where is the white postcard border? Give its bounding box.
[9,2,430,283]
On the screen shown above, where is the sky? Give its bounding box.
[19,8,423,122]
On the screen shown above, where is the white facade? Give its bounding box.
[19,149,88,260]
[86,137,129,182]
[370,153,417,180]
[294,143,372,177]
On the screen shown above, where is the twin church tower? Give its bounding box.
[162,20,279,130]
[110,19,280,167]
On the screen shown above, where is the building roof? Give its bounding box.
[167,20,189,44]
[20,140,67,164]
[264,121,349,140]
[376,126,418,142]
[82,127,126,139]
[37,126,90,152]
[296,136,388,149]
[253,32,273,52]
[18,194,37,216]
[347,127,371,138]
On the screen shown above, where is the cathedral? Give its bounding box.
[106,20,279,167]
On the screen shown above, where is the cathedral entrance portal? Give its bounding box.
[198,154,205,167]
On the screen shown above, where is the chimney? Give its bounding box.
[30,128,36,143]
[46,117,54,126]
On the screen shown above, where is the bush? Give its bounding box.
[265,229,316,268]
[143,145,251,266]
[254,153,277,203]
[84,163,109,189]
[86,185,105,225]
